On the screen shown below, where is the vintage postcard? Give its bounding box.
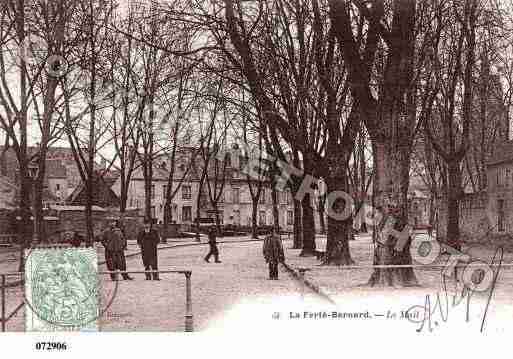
[0,0,512,355]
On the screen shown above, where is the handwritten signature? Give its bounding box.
[404,247,504,333]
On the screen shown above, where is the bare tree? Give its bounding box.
[424,0,479,251]
[0,0,80,266]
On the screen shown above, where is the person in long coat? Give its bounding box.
[137,220,161,280]
[263,227,285,280]
[204,226,221,263]
[102,220,133,281]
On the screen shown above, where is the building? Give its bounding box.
[66,172,120,208]
[436,140,513,242]
[0,146,109,203]
[0,175,17,209]
[112,145,297,229]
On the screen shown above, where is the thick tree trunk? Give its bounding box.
[293,198,302,249]
[322,176,354,265]
[271,187,279,230]
[119,179,128,213]
[367,142,418,287]
[163,203,172,227]
[18,171,32,272]
[144,164,152,221]
[318,194,326,235]
[446,161,462,250]
[195,182,204,241]
[251,200,258,239]
[32,176,44,243]
[214,205,221,234]
[299,193,316,256]
[85,178,94,247]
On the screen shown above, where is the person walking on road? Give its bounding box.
[263,227,285,280]
[204,226,221,263]
[102,220,133,281]
[137,219,161,280]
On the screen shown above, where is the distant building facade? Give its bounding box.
[112,145,298,230]
[0,146,110,206]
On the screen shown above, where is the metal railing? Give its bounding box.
[0,269,194,332]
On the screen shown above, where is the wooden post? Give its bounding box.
[184,271,193,332]
[1,275,5,332]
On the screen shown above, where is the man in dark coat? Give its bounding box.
[263,227,285,280]
[204,226,221,263]
[102,220,133,281]
[137,220,161,280]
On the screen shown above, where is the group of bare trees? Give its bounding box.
[1,0,513,286]
[178,0,512,285]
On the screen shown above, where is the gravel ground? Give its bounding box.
[284,233,513,333]
[2,232,512,333]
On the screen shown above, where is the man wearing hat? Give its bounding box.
[204,226,221,263]
[102,220,133,281]
[263,227,285,280]
[137,219,161,280]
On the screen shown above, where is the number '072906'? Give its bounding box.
[34,342,68,351]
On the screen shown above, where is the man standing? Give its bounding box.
[263,227,285,280]
[204,226,221,263]
[137,220,161,280]
[102,220,133,281]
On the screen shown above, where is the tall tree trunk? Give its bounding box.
[271,186,279,230]
[18,169,31,272]
[251,200,258,239]
[368,141,418,287]
[318,194,326,234]
[214,204,221,234]
[144,175,152,221]
[293,197,302,249]
[119,179,128,213]
[32,176,44,243]
[85,177,94,247]
[446,160,462,250]
[195,175,206,241]
[322,174,354,265]
[299,193,316,256]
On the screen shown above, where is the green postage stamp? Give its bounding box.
[25,248,99,332]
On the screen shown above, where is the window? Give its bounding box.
[56,183,60,191]
[163,185,168,200]
[182,185,192,200]
[259,189,266,204]
[287,210,293,225]
[151,184,155,199]
[498,200,505,232]
[182,206,192,221]
[151,206,156,218]
[498,167,507,187]
[259,211,266,225]
[286,191,293,205]
[233,188,240,204]
[280,191,287,204]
